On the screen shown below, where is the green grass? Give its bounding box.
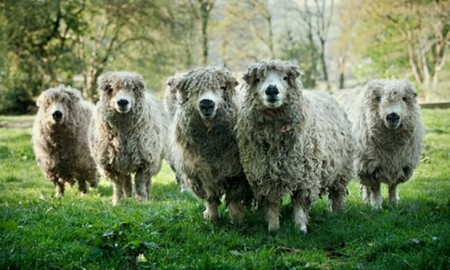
[0,111,449,269]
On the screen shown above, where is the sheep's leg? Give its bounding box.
[292,195,309,234]
[88,170,99,189]
[122,174,132,198]
[361,185,371,203]
[328,184,347,212]
[368,183,383,210]
[78,178,88,195]
[146,177,152,197]
[228,200,245,224]
[388,183,399,206]
[55,179,65,198]
[112,178,123,206]
[265,199,280,232]
[203,198,219,222]
[135,170,150,202]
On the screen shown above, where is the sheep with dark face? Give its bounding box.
[167,67,253,223]
[89,71,168,205]
[32,85,99,197]
[334,79,424,209]
[237,60,354,233]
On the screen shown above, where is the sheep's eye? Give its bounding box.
[283,76,288,81]
[255,78,260,83]
[375,96,381,102]
[133,86,138,92]
[104,85,112,93]
[220,86,226,91]
[402,96,408,102]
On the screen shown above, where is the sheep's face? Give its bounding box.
[98,72,145,114]
[36,86,81,125]
[175,68,238,120]
[366,80,418,130]
[243,60,302,109]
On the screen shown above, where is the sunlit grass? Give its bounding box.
[0,110,449,269]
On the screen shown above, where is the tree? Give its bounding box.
[279,29,320,89]
[294,0,334,91]
[352,0,450,101]
[74,0,163,99]
[214,0,276,69]
[1,0,200,112]
[187,0,215,65]
[1,0,87,113]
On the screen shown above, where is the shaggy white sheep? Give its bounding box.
[166,67,253,224]
[32,85,99,197]
[334,79,424,209]
[89,71,168,205]
[237,60,354,233]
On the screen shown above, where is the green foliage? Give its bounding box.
[279,30,319,89]
[0,110,449,269]
[0,0,199,113]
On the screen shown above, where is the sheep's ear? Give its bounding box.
[403,80,418,98]
[133,74,145,91]
[243,66,258,84]
[97,73,111,92]
[221,69,239,89]
[289,65,303,79]
[166,76,177,88]
[366,80,384,91]
[36,91,47,107]
[175,76,189,94]
[63,86,82,102]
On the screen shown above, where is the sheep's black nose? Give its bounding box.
[52,111,62,121]
[199,99,215,116]
[386,112,400,122]
[117,99,129,107]
[265,85,279,98]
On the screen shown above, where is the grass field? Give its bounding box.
[0,110,449,269]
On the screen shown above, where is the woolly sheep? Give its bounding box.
[334,79,424,209]
[167,67,253,223]
[237,60,354,233]
[89,71,168,205]
[163,74,190,192]
[32,85,99,197]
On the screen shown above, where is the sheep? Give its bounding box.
[334,79,424,209]
[167,67,253,224]
[32,85,99,197]
[163,75,190,192]
[89,71,168,206]
[237,60,355,233]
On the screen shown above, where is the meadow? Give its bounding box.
[0,110,449,269]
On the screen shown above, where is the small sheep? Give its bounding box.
[237,60,354,233]
[334,79,424,209]
[89,71,168,205]
[32,85,99,197]
[167,67,253,223]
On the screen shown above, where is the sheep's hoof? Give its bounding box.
[203,209,218,223]
[136,195,148,202]
[112,197,120,206]
[229,211,245,224]
[298,224,307,234]
[370,202,383,210]
[228,202,245,224]
[267,222,280,232]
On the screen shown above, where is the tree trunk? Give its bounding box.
[199,0,214,65]
[268,16,274,58]
[319,39,330,91]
